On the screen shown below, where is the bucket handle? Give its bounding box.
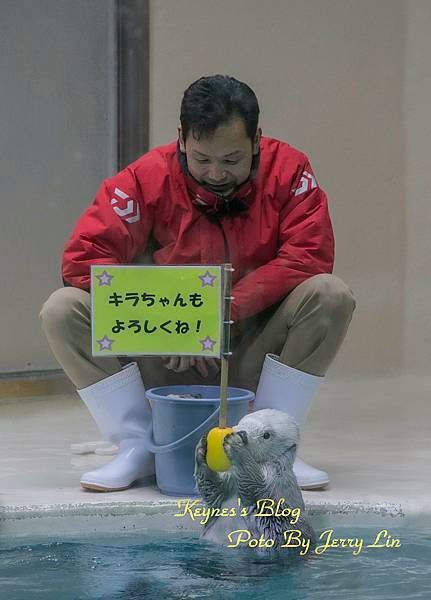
[143,405,221,454]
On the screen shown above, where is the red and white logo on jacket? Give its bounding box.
[293,170,317,197]
[110,187,140,223]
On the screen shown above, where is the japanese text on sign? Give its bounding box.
[91,265,223,357]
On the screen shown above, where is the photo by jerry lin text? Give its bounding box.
[174,498,402,556]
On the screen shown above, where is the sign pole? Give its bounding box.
[219,263,234,428]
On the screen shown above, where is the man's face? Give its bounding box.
[178,118,261,197]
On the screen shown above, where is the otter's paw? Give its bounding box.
[195,433,208,466]
[223,430,248,461]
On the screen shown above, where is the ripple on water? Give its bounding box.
[0,523,430,600]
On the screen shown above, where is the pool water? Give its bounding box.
[1,521,430,599]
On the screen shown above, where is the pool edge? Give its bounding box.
[1,497,419,538]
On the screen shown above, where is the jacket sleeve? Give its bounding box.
[230,158,334,323]
[62,167,154,290]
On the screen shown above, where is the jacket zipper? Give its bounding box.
[212,218,231,264]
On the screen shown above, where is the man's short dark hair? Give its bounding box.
[180,75,260,141]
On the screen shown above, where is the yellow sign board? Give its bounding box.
[91,265,223,357]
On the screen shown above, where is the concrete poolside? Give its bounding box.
[1,374,430,536]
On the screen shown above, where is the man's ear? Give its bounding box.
[178,126,186,152]
[252,127,262,155]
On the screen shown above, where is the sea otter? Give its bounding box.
[194,409,316,554]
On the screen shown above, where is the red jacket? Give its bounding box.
[62,136,334,324]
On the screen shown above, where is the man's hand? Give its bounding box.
[162,356,221,378]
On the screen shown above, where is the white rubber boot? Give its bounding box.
[253,353,329,490]
[77,362,155,492]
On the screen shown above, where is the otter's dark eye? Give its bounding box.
[263,432,271,439]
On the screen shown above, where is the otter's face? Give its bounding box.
[233,409,300,464]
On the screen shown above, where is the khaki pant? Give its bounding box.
[39,274,356,393]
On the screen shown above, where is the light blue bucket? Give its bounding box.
[144,385,254,496]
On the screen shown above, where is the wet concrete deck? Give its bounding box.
[1,374,429,535]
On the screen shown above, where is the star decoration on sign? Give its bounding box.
[96,335,115,351]
[95,270,114,286]
[199,335,217,352]
[198,270,217,287]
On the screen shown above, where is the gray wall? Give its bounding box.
[403,0,431,375]
[1,0,429,380]
[150,0,407,378]
[0,0,116,372]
